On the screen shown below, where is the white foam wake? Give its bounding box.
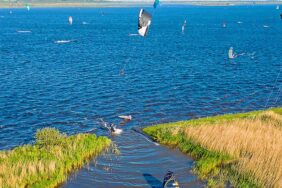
[17,30,32,33]
[54,40,73,44]
[129,33,139,36]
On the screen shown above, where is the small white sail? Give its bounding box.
[181,25,185,33]
[228,47,235,59]
[68,16,73,25]
[182,19,186,33]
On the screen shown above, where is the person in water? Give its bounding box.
[162,171,180,188]
[110,124,116,133]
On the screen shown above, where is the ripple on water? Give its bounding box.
[0,6,281,187]
[64,131,203,188]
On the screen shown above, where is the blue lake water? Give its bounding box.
[0,5,281,187]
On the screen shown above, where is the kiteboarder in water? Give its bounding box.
[162,171,180,188]
[99,119,122,135]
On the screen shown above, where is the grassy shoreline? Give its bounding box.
[0,128,111,188]
[1,1,282,8]
[143,107,282,187]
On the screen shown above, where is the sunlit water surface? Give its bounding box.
[0,5,281,187]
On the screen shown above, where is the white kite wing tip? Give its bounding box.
[139,9,144,17]
[138,27,147,37]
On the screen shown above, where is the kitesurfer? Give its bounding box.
[162,171,180,188]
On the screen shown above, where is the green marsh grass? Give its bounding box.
[0,127,111,188]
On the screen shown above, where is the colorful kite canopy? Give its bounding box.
[153,0,159,8]
[138,9,152,37]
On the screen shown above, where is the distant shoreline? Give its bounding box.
[1,1,282,8]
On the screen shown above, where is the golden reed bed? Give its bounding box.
[183,111,282,187]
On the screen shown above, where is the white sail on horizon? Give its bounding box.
[68,16,73,25]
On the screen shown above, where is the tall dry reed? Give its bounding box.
[183,111,282,187]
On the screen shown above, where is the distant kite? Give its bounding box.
[153,0,159,8]
[25,4,30,11]
[138,9,152,37]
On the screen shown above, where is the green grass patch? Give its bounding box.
[143,107,282,187]
[0,128,111,188]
